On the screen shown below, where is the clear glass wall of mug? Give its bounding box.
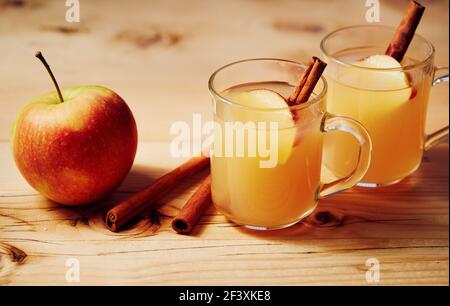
[321,25,449,187]
[208,59,372,230]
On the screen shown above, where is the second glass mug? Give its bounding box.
[321,25,449,187]
[208,59,372,230]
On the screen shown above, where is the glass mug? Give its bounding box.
[321,25,449,187]
[208,59,372,230]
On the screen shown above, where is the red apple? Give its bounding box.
[11,52,138,205]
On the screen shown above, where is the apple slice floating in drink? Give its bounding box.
[233,89,290,110]
[348,54,412,105]
[225,58,326,165]
[232,89,296,165]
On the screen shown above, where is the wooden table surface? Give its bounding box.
[0,0,448,285]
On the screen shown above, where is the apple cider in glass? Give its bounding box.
[320,25,449,187]
[211,81,324,229]
[208,59,371,230]
[324,47,432,185]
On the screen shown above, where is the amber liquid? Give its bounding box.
[324,48,432,185]
[211,82,324,228]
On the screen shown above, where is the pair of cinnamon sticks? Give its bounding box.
[105,156,211,234]
[105,0,425,234]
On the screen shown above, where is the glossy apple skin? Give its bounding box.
[11,86,138,206]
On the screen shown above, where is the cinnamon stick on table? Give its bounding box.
[385,1,425,62]
[105,156,210,232]
[172,175,212,234]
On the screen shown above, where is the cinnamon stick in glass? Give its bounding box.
[105,156,210,232]
[172,175,212,234]
[288,56,327,105]
[385,1,425,62]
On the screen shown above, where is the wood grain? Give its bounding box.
[0,141,448,285]
[0,0,448,285]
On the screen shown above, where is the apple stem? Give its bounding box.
[35,51,64,103]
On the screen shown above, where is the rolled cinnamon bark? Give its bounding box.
[105,156,210,232]
[288,57,327,105]
[385,1,425,62]
[172,175,212,235]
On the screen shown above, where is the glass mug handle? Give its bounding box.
[424,66,449,150]
[319,113,372,197]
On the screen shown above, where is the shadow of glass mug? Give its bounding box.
[208,59,372,230]
[320,25,449,187]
